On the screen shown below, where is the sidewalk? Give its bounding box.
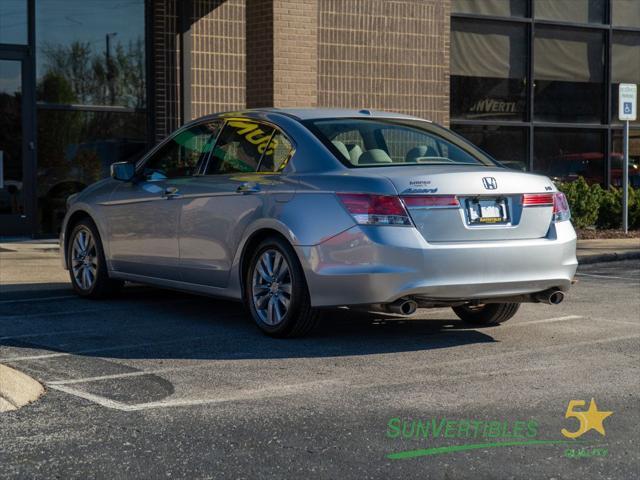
[576,237,640,264]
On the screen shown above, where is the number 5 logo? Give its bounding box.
[561,399,613,439]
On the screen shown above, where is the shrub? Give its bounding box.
[597,187,622,229]
[556,177,602,229]
[556,177,640,230]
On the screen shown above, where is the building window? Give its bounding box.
[611,0,640,28]
[35,1,146,108]
[35,0,147,234]
[533,128,606,184]
[534,27,605,124]
[451,0,528,18]
[0,0,28,45]
[534,0,606,24]
[451,19,527,122]
[452,125,528,171]
[611,129,640,188]
[612,32,640,126]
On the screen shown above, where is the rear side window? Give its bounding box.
[258,131,293,172]
[205,119,274,175]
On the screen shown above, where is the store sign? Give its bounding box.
[619,84,637,122]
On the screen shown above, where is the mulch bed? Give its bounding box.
[576,228,640,240]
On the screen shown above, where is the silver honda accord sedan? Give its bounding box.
[60,109,578,337]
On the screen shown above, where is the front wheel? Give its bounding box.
[452,303,520,326]
[245,237,319,338]
[67,219,123,298]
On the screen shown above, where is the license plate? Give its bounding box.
[466,197,509,225]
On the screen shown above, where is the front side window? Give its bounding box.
[307,119,496,167]
[205,119,275,175]
[142,122,220,180]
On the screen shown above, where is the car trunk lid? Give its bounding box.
[379,166,557,242]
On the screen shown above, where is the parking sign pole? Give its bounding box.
[619,83,636,234]
[623,119,629,233]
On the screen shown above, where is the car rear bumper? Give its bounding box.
[296,221,578,307]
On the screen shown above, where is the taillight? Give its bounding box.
[522,192,570,222]
[337,193,412,226]
[522,193,554,206]
[401,195,459,207]
[552,192,571,222]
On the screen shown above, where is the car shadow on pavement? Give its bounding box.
[0,284,497,361]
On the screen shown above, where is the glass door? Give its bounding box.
[0,55,33,236]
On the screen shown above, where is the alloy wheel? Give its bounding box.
[71,227,98,290]
[252,249,292,325]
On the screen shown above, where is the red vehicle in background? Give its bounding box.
[548,152,640,187]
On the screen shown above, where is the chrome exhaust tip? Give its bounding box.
[548,290,565,305]
[535,289,565,305]
[386,299,418,315]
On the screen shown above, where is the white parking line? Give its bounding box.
[44,333,640,411]
[507,315,583,327]
[47,379,344,411]
[0,295,78,305]
[46,366,197,385]
[0,307,133,320]
[0,334,219,362]
[576,272,638,280]
[0,328,102,341]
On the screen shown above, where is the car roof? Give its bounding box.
[191,108,431,125]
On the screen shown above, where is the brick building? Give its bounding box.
[0,0,638,235]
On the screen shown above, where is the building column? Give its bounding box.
[246,0,318,108]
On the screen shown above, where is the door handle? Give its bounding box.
[0,151,4,189]
[163,186,181,199]
[236,182,261,194]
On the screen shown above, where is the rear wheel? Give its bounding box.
[452,303,520,326]
[245,237,319,338]
[67,219,123,298]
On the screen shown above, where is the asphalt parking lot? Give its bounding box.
[0,250,639,479]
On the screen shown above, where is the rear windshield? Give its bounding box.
[304,118,497,168]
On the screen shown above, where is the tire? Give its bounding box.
[67,218,123,299]
[452,303,520,326]
[245,236,319,338]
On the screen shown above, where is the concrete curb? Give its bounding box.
[0,364,45,412]
[577,251,640,265]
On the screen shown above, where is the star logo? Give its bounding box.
[561,398,613,439]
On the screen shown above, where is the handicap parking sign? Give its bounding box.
[623,102,633,115]
[619,84,637,121]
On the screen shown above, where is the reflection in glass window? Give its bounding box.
[452,0,527,17]
[0,1,27,45]
[611,129,640,188]
[612,0,640,28]
[36,0,146,108]
[206,121,275,175]
[451,20,527,121]
[534,27,605,123]
[534,0,605,24]
[0,60,23,215]
[37,110,147,234]
[452,125,528,171]
[533,129,606,185]
[612,32,640,126]
[258,131,293,173]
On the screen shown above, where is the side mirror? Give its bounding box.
[110,162,135,182]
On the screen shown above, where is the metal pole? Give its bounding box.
[623,120,629,233]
